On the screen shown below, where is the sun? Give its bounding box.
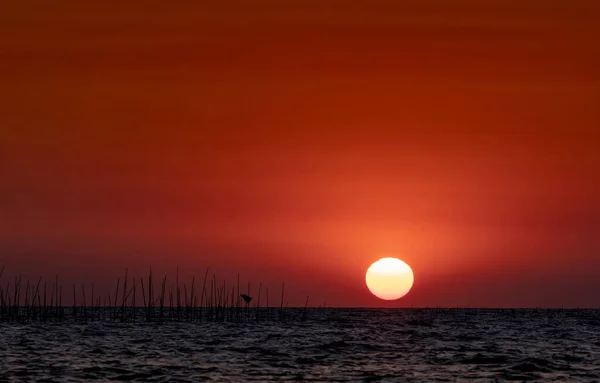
[365,257,414,300]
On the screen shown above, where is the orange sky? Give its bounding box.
[1,0,599,307]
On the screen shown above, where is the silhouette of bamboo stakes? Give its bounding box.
[199,268,209,321]
[33,278,40,320]
[221,282,225,321]
[90,283,94,321]
[215,281,219,321]
[221,280,226,321]
[107,293,112,320]
[219,279,224,321]
[23,277,27,319]
[49,282,55,320]
[256,282,262,322]
[5,283,11,320]
[160,274,166,322]
[25,279,32,320]
[245,282,250,322]
[0,267,3,317]
[218,285,223,321]
[25,281,29,320]
[189,276,195,321]
[214,277,218,320]
[3,286,7,319]
[150,268,155,320]
[4,285,8,319]
[30,281,34,320]
[209,275,214,321]
[16,276,22,320]
[213,278,217,321]
[279,282,285,321]
[81,284,87,321]
[148,267,153,321]
[190,284,194,322]
[20,280,25,321]
[31,288,35,320]
[24,279,30,320]
[92,297,102,320]
[140,277,147,320]
[121,269,128,322]
[11,276,16,320]
[183,283,188,321]
[218,278,223,321]
[236,273,240,322]
[53,275,57,320]
[33,278,41,321]
[229,286,235,322]
[33,278,41,320]
[12,276,18,320]
[176,267,181,322]
[131,278,137,321]
[168,286,173,320]
[0,287,4,319]
[112,277,120,321]
[0,265,4,318]
[59,285,63,320]
[72,284,77,320]
[0,266,309,323]
[35,278,42,321]
[212,280,217,321]
[8,283,12,318]
[216,278,222,321]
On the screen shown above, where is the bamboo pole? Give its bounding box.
[121,269,128,322]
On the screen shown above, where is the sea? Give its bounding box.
[1,308,599,382]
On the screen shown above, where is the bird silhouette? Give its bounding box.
[241,294,252,304]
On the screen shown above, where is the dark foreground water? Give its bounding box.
[1,309,600,382]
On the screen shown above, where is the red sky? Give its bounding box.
[1,0,599,307]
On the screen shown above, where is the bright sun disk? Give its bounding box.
[365,257,414,300]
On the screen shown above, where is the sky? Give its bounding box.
[1,0,599,307]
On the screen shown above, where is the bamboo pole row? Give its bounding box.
[0,265,300,323]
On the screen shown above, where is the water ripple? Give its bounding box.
[1,309,600,381]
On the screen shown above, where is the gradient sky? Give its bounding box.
[1,0,599,307]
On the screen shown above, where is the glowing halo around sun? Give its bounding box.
[366,257,415,300]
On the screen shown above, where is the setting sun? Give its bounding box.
[366,258,414,300]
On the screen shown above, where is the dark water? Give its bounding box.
[1,309,600,382]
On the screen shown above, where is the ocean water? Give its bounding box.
[1,309,599,382]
